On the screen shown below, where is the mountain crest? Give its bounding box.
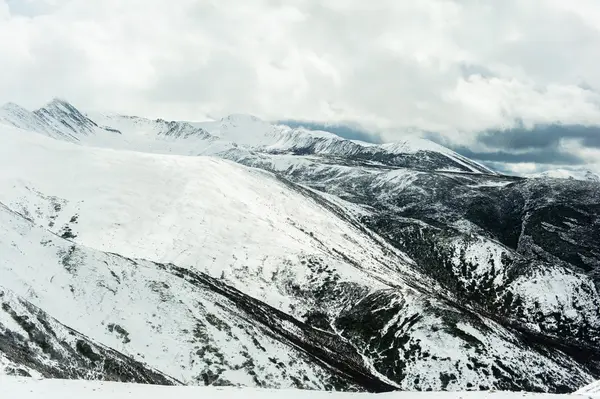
[1,101,27,112]
[220,113,263,124]
[29,98,106,139]
[44,97,72,108]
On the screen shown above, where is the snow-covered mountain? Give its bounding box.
[0,99,599,393]
[3,99,493,174]
[529,169,600,182]
[191,114,495,174]
[0,99,120,141]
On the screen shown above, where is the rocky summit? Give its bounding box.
[0,99,599,393]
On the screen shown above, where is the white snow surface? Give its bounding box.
[528,169,600,182]
[576,380,600,395]
[0,211,339,387]
[0,125,416,316]
[0,377,591,399]
[507,266,600,334]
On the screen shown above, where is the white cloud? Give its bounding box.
[1,0,600,145]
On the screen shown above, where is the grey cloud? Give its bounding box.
[451,146,585,165]
[424,130,588,166]
[477,124,600,150]
[459,63,496,79]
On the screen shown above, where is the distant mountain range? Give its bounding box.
[528,169,600,182]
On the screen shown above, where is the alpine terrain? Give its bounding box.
[0,99,599,393]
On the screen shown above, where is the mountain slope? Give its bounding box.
[0,125,415,312]
[0,285,177,384]
[33,99,103,137]
[0,123,597,391]
[0,100,599,393]
[0,99,124,142]
[0,201,374,389]
[0,102,82,141]
[223,148,600,345]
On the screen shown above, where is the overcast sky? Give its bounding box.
[1,0,600,174]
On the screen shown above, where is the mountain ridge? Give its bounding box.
[1,100,496,175]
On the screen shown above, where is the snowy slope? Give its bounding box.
[0,102,82,141]
[33,98,102,136]
[0,284,176,384]
[576,380,600,395]
[0,99,124,142]
[0,121,597,392]
[529,169,600,182]
[0,124,411,389]
[224,141,600,389]
[1,99,599,393]
[82,113,228,155]
[0,125,415,317]
[1,377,590,399]
[0,203,361,388]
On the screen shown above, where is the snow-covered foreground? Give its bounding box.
[576,381,600,395]
[0,377,594,399]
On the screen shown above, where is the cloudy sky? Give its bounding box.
[1,0,600,174]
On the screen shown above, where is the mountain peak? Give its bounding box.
[47,97,71,106]
[585,170,600,182]
[0,102,42,131]
[33,98,98,137]
[220,114,263,124]
[0,102,27,112]
[41,97,79,113]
